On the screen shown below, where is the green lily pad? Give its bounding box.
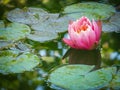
[109,12,120,33]
[0,22,31,41]
[31,15,70,33]
[102,22,120,33]
[7,7,71,33]
[0,41,13,49]
[7,7,48,25]
[102,12,120,33]
[110,12,120,27]
[63,2,115,20]
[48,65,116,90]
[0,50,40,74]
[27,31,58,42]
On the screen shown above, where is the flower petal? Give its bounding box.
[92,19,102,41]
[63,38,77,49]
[87,28,96,49]
[77,31,90,49]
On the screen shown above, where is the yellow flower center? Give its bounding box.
[77,25,88,33]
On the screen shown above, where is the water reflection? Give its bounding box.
[63,48,101,70]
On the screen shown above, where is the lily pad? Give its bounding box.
[27,31,58,42]
[48,65,116,90]
[7,7,48,25]
[0,50,40,74]
[110,12,120,27]
[102,22,120,33]
[109,12,120,33]
[31,14,70,33]
[0,22,31,41]
[7,7,71,33]
[102,12,120,33]
[0,41,13,49]
[63,2,115,20]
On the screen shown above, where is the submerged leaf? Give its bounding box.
[0,22,31,41]
[64,2,115,20]
[0,50,40,74]
[48,65,116,90]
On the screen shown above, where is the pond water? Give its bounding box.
[0,0,120,90]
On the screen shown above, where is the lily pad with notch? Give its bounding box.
[0,22,31,41]
[0,50,41,74]
[7,7,48,25]
[63,2,116,20]
[48,64,116,90]
[7,7,72,33]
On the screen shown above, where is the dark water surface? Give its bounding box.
[0,0,120,90]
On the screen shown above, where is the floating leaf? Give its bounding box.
[0,50,40,74]
[31,14,70,33]
[110,12,120,27]
[102,12,120,33]
[7,7,48,25]
[48,65,116,90]
[27,31,58,42]
[102,22,119,33]
[0,22,31,41]
[63,2,115,20]
[7,7,71,33]
[0,41,13,49]
[109,12,120,33]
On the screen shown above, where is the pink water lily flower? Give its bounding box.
[63,16,102,50]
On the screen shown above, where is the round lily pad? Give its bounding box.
[63,2,116,20]
[0,50,40,74]
[48,65,116,90]
[27,31,58,42]
[7,7,48,25]
[0,22,31,41]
